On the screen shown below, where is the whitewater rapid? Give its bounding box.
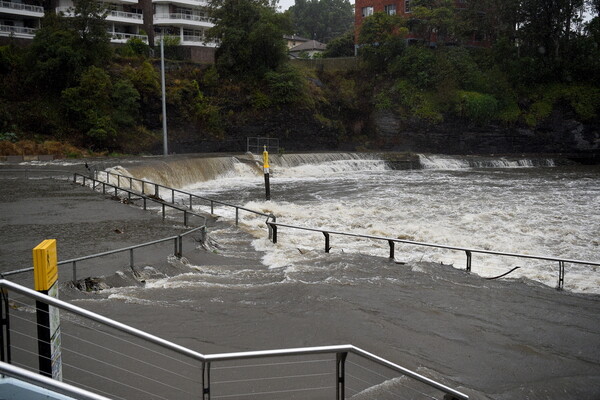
[116,153,599,294]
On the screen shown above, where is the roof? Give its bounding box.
[289,40,327,52]
[283,35,310,42]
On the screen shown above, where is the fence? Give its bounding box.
[0,279,468,400]
[266,222,600,290]
[87,170,276,229]
[246,137,279,154]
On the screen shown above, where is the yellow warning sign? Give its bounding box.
[263,146,270,169]
[33,239,58,291]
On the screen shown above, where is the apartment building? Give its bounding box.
[0,0,216,56]
[0,0,44,39]
[354,0,487,47]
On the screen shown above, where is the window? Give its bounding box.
[405,0,411,12]
[384,4,396,15]
[362,6,373,17]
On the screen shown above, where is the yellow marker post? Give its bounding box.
[263,145,271,201]
[32,239,62,381]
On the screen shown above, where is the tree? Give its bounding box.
[27,0,112,93]
[207,0,290,78]
[358,12,408,71]
[323,30,355,57]
[288,0,354,43]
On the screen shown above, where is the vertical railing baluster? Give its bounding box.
[336,352,347,400]
[202,362,211,400]
[323,232,331,253]
[388,240,395,259]
[465,251,472,272]
[558,261,565,290]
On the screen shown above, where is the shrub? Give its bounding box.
[455,91,499,124]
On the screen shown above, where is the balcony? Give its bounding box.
[106,9,143,24]
[156,33,217,47]
[56,7,143,24]
[0,0,44,17]
[152,0,209,8]
[153,12,212,28]
[0,24,36,38]
[110,31,148,43]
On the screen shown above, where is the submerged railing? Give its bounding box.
[0,279,469,399]
[92,170,599,290]
[266,222,600,290]
[91,170,276,227]
[1,226,206,283]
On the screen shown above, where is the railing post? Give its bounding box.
[114,186,118,197]
[210,200,214,214]
[184,211,188,227]
[388,240,395,259]
[162,204,165,219]
[72,261,77,282]
[465,251,472,273]
[269,223,277,244]
[202,361,211,400]
[155,184,159,198]
[117,175,120,188]
[102,182,106,195]
[0,288,11,363]
[336,352,347,400]
[129,177,133,190]
[201,226,207,244]
[171,189,175,204]
[141,181,145,194]
[235,207,239,225]
[323,232,331,253]
[189,194,193,210]
[557,261,565,290]
[175,237,181,258]
[129,249,134,269]
[143,198,147,210]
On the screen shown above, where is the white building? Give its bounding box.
[0,0,44,39]
[153,0,215,47]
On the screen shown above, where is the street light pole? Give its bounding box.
[160,37,168,156]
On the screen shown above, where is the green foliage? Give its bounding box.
[62,66,140,149]
[323,30,355,58]
[288,0,354,43]
[389,79,443,124]
[523,84,600,126]
[118,38,151,57]
[390,45,437,89]
[264,65,309,106]
[455,91,499,124]
[358,12,408,71]
[207,0,290,78]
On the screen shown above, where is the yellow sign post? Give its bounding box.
[32,239,62,381]
[263,145,271,201]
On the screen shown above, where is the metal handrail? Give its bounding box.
[2,226,206,282]
[98,170,276,225]
[0,361,111,400]
[0,279,469,400]
[267,222,600,290]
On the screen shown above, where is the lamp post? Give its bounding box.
[160,37,168,156]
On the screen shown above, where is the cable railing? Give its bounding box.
[0,279,469,400]
[92,170,276,228]
[266,222,600,290]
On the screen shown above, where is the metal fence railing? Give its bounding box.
[0,279,469,400]
[246,137,279,154]
[90,170,276,228]
[266,222,600,290]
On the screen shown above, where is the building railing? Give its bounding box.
[0,279,469,400]
[266,222,600,290]
[0,24,37,36]
[106,9,143,20]
[154,12,212,24]
[0,0,43,14]
[110,32,148,42]
[96,170,276,229]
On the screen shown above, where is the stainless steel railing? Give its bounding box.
[0,279,469,400]
[2,226,206,282]
[266,222,600,290]
[95,170,276,227]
